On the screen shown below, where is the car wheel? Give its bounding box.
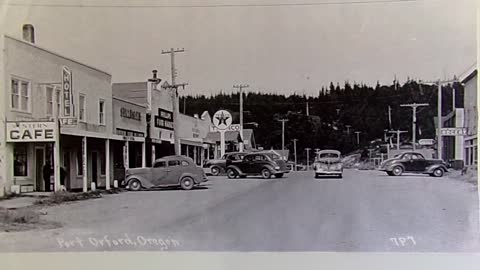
[210,166,221,176]
[227,168,237,179]
[180,176,194,190]
[392,166,403,176]
[128,179,142,191]
[275,173,284,178]
[432,168,444,177]
[261,169,272,179]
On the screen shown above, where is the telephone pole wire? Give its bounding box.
[400,103,429,151]
[234,84,249,152]
[162,48,187,156]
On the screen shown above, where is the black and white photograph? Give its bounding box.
[0,0,478,255]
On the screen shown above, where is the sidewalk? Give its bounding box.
[0,192,52,210]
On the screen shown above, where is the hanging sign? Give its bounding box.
[62,66,73,117]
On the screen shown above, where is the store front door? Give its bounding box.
[35,147,45,191]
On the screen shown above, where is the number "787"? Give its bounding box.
[390,236,416,247]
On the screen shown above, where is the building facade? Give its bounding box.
[178,112,213,165]
[0,34,119,196]
[462,69,477,168]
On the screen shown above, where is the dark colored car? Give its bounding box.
[226,151,288,179]
[203,152,246,176]
[125,156,208,191]
[379,152,448,177]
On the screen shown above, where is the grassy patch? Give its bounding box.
[34,188,125,206]
[0,207,59,232]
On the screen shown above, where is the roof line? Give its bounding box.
[4,35,112,77]
[112,96,147,108]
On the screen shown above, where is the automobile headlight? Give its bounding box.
[274,166,280,170]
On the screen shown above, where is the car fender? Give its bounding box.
[179,172,202,184]
[262,164,276,172]
[125,174,154,188]
[226,165,243,175]
[426,164,448,174]
[385,162,405,172]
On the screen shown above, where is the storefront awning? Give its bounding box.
[180,138,204,147]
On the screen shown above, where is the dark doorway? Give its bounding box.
[92,152,98,185]
[35,147,45,191]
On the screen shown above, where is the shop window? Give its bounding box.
[46,86,54,115]
[79,94,86,122]
[76,150,83,176]
[11,78,30,112]
[14,144,28,177]
[99,99,105,125]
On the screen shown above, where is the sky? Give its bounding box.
[1,0,477,96]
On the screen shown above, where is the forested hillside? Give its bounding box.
[182,80,463,159]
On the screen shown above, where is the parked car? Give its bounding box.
[203,152,246,176]
[226,151,288,179]
[124,155,208,191]
[379,152,448,177]
[313,150,343,178]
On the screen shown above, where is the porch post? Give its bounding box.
[152,144,156,163]
[53,119,61,192]
[142,142,146,167]
[82,136,88,192]
[105,139,110,190]
[124,141,129,169]
[193,146,197,164]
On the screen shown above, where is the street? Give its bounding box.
[0,169,478,252]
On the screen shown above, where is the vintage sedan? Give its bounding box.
[226,151,288,179]
[313,150,343,178]
[203,152,246,176]
[125,156,208,191]
[379,152,448,177]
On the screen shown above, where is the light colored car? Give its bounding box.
[125,155,208,191]
[313,150,343,178]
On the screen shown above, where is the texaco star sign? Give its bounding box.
[213,110,232,130]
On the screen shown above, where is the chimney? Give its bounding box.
[152,70,158,79]
[22,24,35,43]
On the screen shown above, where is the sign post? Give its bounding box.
[212,110,233,157]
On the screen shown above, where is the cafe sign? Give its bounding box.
[6,121,56,142]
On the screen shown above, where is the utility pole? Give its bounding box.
[354,131,361,145]
[389,130,408,150]
[345,125,351,135]
[277,119,289,160]
[292,139,298,171]
[305,148,311,170]
[234,84,249,152]
[388,106,392,129]
[161,48,186,156]
[400,103,429,151]
[384,129,389,142]
[420,79,457,160]
[306,102,309,116]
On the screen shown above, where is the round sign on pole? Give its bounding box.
[213,110,232,130]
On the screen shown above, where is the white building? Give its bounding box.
[462,69,477,168]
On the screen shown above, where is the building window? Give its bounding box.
[76,150,83,176]
[46,86,54,116]
[11,78,30,112]
[56,89,62,117]
[14,144,28,177]
[99,100,105,125]
[79,94,86,122]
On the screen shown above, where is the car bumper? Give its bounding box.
[315,169,342,175]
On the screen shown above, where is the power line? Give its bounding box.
[4,0,423,8]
